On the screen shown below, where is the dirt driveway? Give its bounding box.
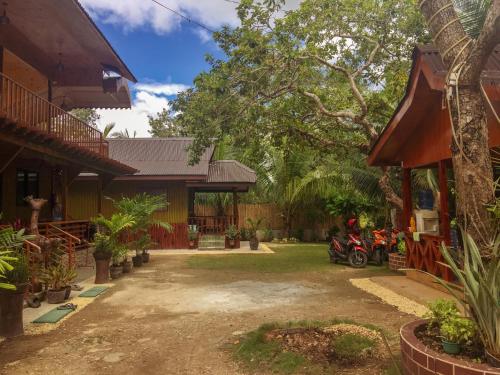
[0,253,416,375]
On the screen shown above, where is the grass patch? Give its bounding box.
[232,319,390,374]
[187,244,339,273]
[330,333,376,364]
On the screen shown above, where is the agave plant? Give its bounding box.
[432,229,499,356]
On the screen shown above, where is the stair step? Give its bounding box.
[198,235,225,250]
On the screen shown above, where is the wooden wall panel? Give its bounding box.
[3,49,48,97]
[67,180,99,220]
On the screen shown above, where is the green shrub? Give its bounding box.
[5,254,30,285]
[425,299,460,328]
[440,317,477,344]
[330,333,376,363]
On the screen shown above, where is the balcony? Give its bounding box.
[0,72,108,157]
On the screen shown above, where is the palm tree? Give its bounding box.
[102,123,116,138]
[110,128,137,139]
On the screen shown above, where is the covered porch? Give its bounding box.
[368,45,500,284]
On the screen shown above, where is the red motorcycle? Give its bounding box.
[328,233,368,268]
[359,230,385,266]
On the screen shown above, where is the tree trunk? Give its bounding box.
[419,0,496,244]
[378,167,403,211]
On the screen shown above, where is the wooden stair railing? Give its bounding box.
[40,224,81,267]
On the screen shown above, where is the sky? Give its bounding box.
[79,0,301,137]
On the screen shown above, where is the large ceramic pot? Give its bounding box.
[142,252,150,263]
[47,289,66,304]
[93,253,111,284]
[109,265,123,279]
[132,255,143,267]
[400,319,499,374]
[0,283,28,338]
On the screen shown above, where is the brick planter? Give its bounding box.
[400,319,500,375]
[389,253,407,271]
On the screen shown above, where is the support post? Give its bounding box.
[188,188,195,218]
[62,167,68,220]
[438,160,451,245]
[97,175,103,215]
[232,190,239,228]
[402,168,412,231]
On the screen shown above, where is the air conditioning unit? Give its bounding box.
[414,209,439,235]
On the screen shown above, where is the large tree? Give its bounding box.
[418,0,499,244]
[169,0,425,211]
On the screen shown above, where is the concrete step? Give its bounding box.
[198,235,225,250]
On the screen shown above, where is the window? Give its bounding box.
[16,170,39,206]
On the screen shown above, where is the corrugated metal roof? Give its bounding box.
[108,138,214,176]
[207,160,257,184]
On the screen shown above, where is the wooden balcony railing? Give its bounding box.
[0,72,108,156]
[188,216,236,234]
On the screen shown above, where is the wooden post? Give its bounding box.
[232,191,239,228]
[438,160,451,245]
[188,188,195,218]
[97,175,103,214]
[62,168,68,220]
[402,168,412,231]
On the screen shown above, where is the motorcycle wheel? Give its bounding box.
[328,249,338,263]
[348,251,368,268]
[374,248,383,266]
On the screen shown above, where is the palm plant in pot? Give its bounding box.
[188,225,198,249]
[92,213,135,283]
[114,193,171,264]
[225,224,239,249]
[246,218,263,250]
[110,244,128,279]
[0,226,34,337]
[40,264,66,304]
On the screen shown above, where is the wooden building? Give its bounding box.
[68,138,257,249]
[0,0,136,256]
[368,45,500,281]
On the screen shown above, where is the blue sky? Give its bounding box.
[80,0,300,137]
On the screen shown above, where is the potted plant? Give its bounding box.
[122,257,132,273]
[188,225,198,249]
[61,266,77,300]
[92,233,112,284]
[225,224,239,248]
[114,193,172,264]
[110,244,128,279]
[93,213,135,282]
[246,218,263,250]
[440,316,476,355]
[0,226,34,337]
[40,264,66,304]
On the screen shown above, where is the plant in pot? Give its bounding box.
[40,264,66,304]
[425,229,500,367]
[246,218,263,251]
[110,244,128,279]
[92,213,135,283]
[0,226,35,337]
[114,193,172,263]
[61,266,77,300]
[188,225,198,249]
[440,316,477,355]
[225,224,239,249]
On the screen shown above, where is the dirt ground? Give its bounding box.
[0,254,416,375]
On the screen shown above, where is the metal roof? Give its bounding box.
[207,160,257,184]
[107,138,215,176]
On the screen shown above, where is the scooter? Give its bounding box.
[328,233,368,268]
[360,230,385,266]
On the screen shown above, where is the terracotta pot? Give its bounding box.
[110,265,123,279]
[94,254,110,284]
[0,283,28,338]
[229,239,235,249]
[132,255,143,267]
[189,240,196,249]
[142,252,150,263]
[122,261,132,273]
[249,237,259,250]
[47,289,66,304]
[63,285,72,300]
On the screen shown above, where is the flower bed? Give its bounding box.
[400,319,500,375]
[388,252,407,271]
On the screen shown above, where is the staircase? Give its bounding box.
[198,235,226,250]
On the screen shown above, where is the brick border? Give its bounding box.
[400,319,500,375]
[389,253,407,271]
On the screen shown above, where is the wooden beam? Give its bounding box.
[402,168,412,230]
[188,188,195,217]
[97,175,103,214]
[438,160,451,245]
[232,191,239,228]
[0,146,24,174]
[0,46,3,73]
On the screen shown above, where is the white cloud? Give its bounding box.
[80,0,303,41]
[96,84,181,138]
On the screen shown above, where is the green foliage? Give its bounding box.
[325,191,377,218]
[452,0,491,39]
[330,333,376,364]
[40,264,66,291]
[262,227,274,242]
[440,317,477,344]
[225,224,239,240]
[429,229,499,354]
[397,239,406,255]
[425,299,460,328]
[93,213,135,265]
[246,218,263,238]
[4,254,30,285]
[0,226,34,289]
[70,108,100,127]
[0,250,16,290]
[93,233,113,259]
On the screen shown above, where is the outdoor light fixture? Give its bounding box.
[0,2,10,25]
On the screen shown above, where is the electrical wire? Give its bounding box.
[149,0,215,33]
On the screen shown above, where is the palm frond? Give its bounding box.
[453,0,491,38]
